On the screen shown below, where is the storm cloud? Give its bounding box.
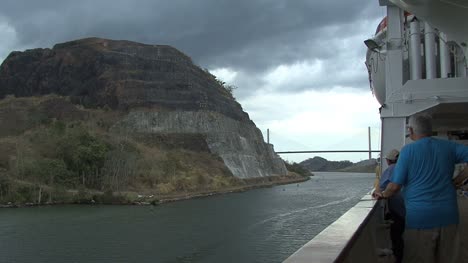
[0,1,381,73]
[0,0,385,161]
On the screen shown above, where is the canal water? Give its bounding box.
[0,172,374,263]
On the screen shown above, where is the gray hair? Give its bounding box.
[408,114,433,136]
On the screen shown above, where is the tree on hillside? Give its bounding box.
[58,125,110,188]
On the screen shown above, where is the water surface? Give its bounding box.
[0,172,373,263]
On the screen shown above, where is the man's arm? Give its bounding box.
[455,142,468,163]
[453,164,468,188]
[371,166,382,198]
[375,182,401,199]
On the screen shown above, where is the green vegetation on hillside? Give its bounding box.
[0,95,302,206]
[299,156,376,173]
[0,96,233,204]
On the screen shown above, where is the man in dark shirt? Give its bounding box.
[373,149,405,263]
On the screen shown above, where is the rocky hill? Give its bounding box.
[0,38,246,120]
[0,38,291,205]
[300,156,376,172]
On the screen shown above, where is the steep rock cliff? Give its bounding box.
[112,111,286,178]
[0,37,286,178]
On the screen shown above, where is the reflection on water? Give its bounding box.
[0,172,373,263]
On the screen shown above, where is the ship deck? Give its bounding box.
[284,194,468,263]
[459,196,468,260]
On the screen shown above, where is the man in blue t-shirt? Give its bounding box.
[376,114,468,263]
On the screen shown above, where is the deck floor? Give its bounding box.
[459,196,468,260]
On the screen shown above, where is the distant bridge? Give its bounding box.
[275,150,381,154]
[268,127,380,159]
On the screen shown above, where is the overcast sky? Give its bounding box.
[0,0,385,162]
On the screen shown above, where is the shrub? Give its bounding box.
[37,158,75,186]
[58,126,111,187]
[0,175,12,202]
[96,189,125,204]
[74,186,92,204]
[13,185,36,203]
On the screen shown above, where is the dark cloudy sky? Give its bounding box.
[0,0,385,161]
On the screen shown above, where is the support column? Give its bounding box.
[409,18,422,80]
[440,32,451,78]
[381,5,406,171]
[424,22,436,79]
[380,117,406,171]
[385,5,404,102]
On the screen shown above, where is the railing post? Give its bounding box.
[368,126,372,160]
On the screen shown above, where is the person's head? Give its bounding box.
[384,149,399,165]
[408,114,433,140]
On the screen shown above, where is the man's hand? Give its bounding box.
[374,191,385,200]
[453,166,468,188]
[383,182,402,199]
[372,190,382,199]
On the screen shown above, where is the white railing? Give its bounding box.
[283,195,390,263]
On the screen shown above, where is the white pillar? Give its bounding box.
[385,6,404,102]
[439,32,451,78]
[409,19,422,80]
[381,5,406,171]
[380,117,406,171]
[424,22,436,79]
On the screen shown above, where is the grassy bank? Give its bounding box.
[156,173,310,203]
[0,173,309,207]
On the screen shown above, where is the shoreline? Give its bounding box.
[0,175,310,208]
[157,175,310,204]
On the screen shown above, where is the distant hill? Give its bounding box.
[299,156,377,173]
[339,159,377,173]
[299,157,353,171]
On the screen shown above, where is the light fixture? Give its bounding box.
[364,39,381,51]
[364,29,386,51]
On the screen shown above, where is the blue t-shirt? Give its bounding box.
[380,164,406,218]
[391,137,468,229]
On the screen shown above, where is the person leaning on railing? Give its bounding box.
[372,149,405,263]
[375,114,468,263]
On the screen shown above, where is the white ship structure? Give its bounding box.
[285,0,468,262]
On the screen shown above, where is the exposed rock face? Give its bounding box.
[112,111,287,178]
[0,37,287,178]
[0,37,245,120]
